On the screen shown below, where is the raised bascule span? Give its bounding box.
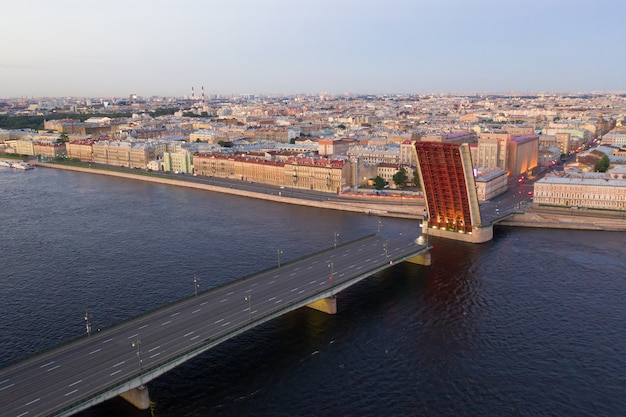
[0,234,430,417]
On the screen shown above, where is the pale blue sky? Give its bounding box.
[1,0,624,98]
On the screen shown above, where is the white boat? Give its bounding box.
[0,160,12,167]
[12,162,34,170]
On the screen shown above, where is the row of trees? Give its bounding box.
[373,167,420,190]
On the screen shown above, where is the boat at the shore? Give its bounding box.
[12,162,34,170]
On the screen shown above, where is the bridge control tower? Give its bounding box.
[414,141,493,243]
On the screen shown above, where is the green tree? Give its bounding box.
[595,155,610,172]
[373,176,385,190]
[412,168,421,188]
[392,167,408,188]
[57,132,69,143]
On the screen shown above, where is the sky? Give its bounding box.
[1,0,624,98]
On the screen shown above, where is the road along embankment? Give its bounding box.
[35,163,424,220]
[497,206,626,232]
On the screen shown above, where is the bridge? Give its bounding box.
[0,234,430,417]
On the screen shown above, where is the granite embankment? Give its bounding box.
[497,206,626,232]
[34,162,425,220]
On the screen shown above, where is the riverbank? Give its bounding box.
[34,162,425,220]
[496,205,626,232]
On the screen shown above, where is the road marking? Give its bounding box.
[273,275,279,279]
[40,361,55,368]
[171,312,179,317]
[69,380,82,387]
[148,346,160,352]
[309,280,317,284]
[192,308,201,314]
[221,321,230,327]
[330,254,335,258]
[365,258,371,262]
[290,272,297,276]
[150,353,161,359]
[138,324,148,330]
[184,331,195,337]
[0,383,15,391]
[161,320,171,326]
[201,301,208,305]
[319,282,325,286]
[299,289,305,294]
[290,287,299,292]
[0,379,8,384]
[339,273,345,277]
[215,318,224,324]
[312,260,318,264]
[269,280,275,284]
[349,264,355,268]
[65,389,78,396]
[89,348,101,355]
[102,338,114,344]
[250,283,257,287]
[220,299,228,303]
[25,398,40,406]
[275,299,283,304]
[190,335,200,340]
[46,365,60,372]
[342,253,348,257]
[113,361,125,367]
[17,412,29,417]
[127,334,139,340]
[293,267,300,271]
[356,266,363,270]
[227,291,234,295]
[268,296,276,301]
[307,266,313,270]
[110,370,122,376]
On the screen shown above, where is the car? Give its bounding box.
[528,191,532,195]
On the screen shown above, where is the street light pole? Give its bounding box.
[277,249,283,268]
[84,310,92,337]
[334,232,339,249]
[244,291,252,322]
[193,274,200,297]
[328,261,334,281]
[131,338,143,385]
[383,242,389,258]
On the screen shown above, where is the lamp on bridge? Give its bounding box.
[277,249,283,268]
[328,261,334,280]
[334,232,339,249]
[193,274,200,297]
[131,338,144,386]
[84,310,92,337]
[244,291,252,322]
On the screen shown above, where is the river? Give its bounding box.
[1,166,624,417]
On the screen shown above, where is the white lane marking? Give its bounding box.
[349,264,355,268]
[299,290,305,294]
[342,253,348,257]
[184,331,195,337]
[215,318,224,324]
[319,282,326,286]
[365,258,371,262]
[307,266,313,270]
[150,353,161,359]
[290,272,297,276]
[102,338,113,344]
[192,308,201,314]
[339,273,345,277]
[127,333,138,340]
[275,299,283,304]
[113,361,125,368]
[89,348,101,355]
[221,321,230,327]
[65,389,78,396]
[356,266,363,270]
[273,275,279,279]
[40,361,55,368]
[268,296,276,301]
[330,254,335,258]
[0,379,8,384]
[201,301,208,305]
[290,287,299,292]
[69,380,82,387]
[110,370,122,376]
[47,365,60,372]
[250,283,257,287]
[312,260,318,264]
[0,383,15,391]
[293,267,300,271]
[309,280,317,284]
[220,299,228,303]
[251,310,258,314]
[148,346,160,352]
[227,291,234,295]
[269,280,275,284]
[190,335,200,340]
[17,412,29,417]
[161,320,171,326]
[25,398,40,406]
[139,324,148,330]
[171,312,179,317]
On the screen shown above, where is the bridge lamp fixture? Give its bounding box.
[193,274,200,297]
[244,291,252,322]
[84,310,92,337]
[328,261,334,280]
[131,338,144,385]
[277,249,283,268]
[334,232,339,249]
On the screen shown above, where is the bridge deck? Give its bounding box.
[0,235,428,417]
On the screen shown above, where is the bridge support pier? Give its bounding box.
[307,296,337,314]
[119,385,150,410]
[405,251,432,266]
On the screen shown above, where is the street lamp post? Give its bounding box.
[244,291,252,322]
[84,310,92,337]
[328,261,334,281]
[131,338,143,385]
[193,274,200,297]
[377,218,383,235]
[334,232,339,249]
[383,242,389,258]
[277,249,283,268]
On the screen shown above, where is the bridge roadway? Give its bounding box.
[0,234,428,417]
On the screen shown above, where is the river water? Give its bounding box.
[1,167,624,417]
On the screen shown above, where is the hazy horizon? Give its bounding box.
[2,0,624,99]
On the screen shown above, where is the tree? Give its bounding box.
[373,176,385,190]
[595,155,610,172]
[412,168,421,188]
[57,132,69,143]
[391,167,407,188]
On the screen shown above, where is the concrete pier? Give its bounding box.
[307,296,337,314]
[406,251,432,266]
[119,385,150,410]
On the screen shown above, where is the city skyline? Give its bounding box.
[1,0,625,98]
